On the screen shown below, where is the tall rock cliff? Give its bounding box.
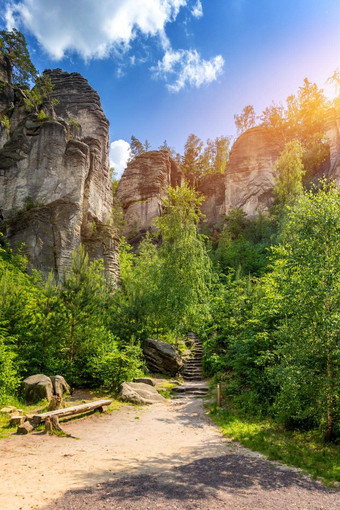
[198,126,280,225]
[116,150,183,240]
[118,128,280,235]
[224,126,280,218]
[0,67,119,281]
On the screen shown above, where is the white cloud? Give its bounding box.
[4,0,225,92]
[5,0,187,60]
[191,0,203,18]
[110,139,131,178]
[152,49,224,92]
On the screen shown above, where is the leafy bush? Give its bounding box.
[0,328,20,405]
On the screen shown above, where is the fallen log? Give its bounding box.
[32,399,112,427]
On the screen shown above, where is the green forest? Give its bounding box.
[0,30,339,482]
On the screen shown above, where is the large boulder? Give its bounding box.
[21,374,53,403]
[50,375,70,398]
[120,382,166,405]
[142,338,183,376]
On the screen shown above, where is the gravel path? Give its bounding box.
[0,397,338,510]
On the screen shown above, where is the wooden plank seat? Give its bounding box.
[32,399,112,427]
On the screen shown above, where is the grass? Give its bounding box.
[156,380,178,398]
[208,403,340,485]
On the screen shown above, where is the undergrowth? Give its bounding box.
[208,404,340,485]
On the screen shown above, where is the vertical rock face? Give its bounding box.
[116,150,183,240]
[197,173,225,225]
[325,97,340,184]
[0,67,119,281]
[224,127,280,217]
[197,127,280,224]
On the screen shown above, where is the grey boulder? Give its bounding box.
[120,382,166,405]
[21,374,53,403]
[50,375,70,398]
[142,338,183,376]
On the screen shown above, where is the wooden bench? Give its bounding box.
[32,399,112,427]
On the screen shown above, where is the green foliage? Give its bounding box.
[234,105,256,135]
[273,140,305,207]
[130,135,150,158]
[0,239,145,393]
[213,209,278,276]
[153,184,213,334]
[24,74,59,117]
[0,28,37,85]
[68,117,81,130]
[0,328,20,404]
[260,78,329,177]
[270,182,340,440]
[36,109,48,122]
[182,134,230,183]
[206,183,340,441]
[0,114,10,131]
[89,338,145,392]
[113,185,214,341]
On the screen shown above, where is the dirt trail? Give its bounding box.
[0,398,338,510]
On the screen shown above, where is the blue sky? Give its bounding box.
[1,0,340,176]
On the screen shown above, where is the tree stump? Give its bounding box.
[44,416,67,435]
[47,396,62,411]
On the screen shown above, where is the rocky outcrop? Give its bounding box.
[116,150,183,240]
[120,381,166,404]
[224,127,280,217]
[142,338,183,376]
[325,97,340,184]
[0,67,119,281]
[21,374,54,403]
[21,373,70,403]
[197,172,225,226]
[197,127,280,224]
[117,130,280,234]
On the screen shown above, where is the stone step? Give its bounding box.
[173,388,208,395]
[173,385,208,393]
[173,391,208,399]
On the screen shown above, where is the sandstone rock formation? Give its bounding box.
[21,373,70,403]
[0,65,119,281]
[116,150,183,240]
[142,337,183,376]
[120,381,166,405]
[117,129,280,234]
[21,374,54,403]
[197,172,225,226]
[198,127,281,224]
[224,126,281,217]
